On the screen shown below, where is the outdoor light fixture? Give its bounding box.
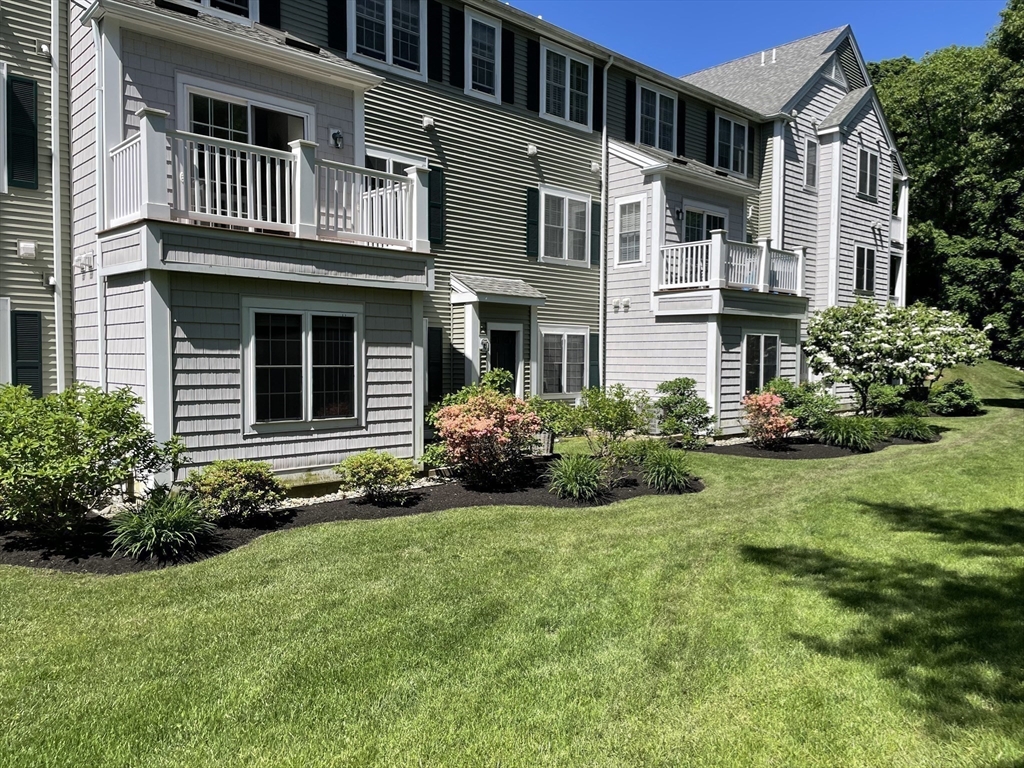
[331,130,344,149]
[527,143,538,158]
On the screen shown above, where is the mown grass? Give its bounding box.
[1,362,1022,767]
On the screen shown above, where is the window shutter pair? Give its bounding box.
[11,311,43,398]
[705,109,715,167]
[428,168,445,245]
[588,333,600,389]
[327,0,347,51]
[624,77,637,143]
[7,76,38,189]
[260,0,281,28]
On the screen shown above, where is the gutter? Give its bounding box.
[599,56,613,389]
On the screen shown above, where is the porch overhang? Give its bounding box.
[449,273,547,307]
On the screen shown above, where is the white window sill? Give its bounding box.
[245,416,360,436]
[539,110,592,134]
[539,392,582,401]
[347,51,427,82]
[539,255,591,269]
[465,85,501,105]
[614,259,644,269]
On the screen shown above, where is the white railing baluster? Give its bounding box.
[658,240,715,289]
[313,160,415,249]
[108,134,143,226]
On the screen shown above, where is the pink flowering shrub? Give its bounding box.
[742,392,795,449]
[434,389,542,487]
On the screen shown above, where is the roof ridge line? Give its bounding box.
[680,25,849,80]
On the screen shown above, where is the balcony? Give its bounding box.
[107,108,430,252]
[659,230,804,296]
[890,216,904,245]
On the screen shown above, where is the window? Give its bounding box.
[615,195,645,265]
[856,245,876,293]
[350,0,426,77]
[805,139,818,188]
[858,148,878,198]
[186,0,254,21]
[716,114,748,176]
[889,254,902,298]
[541,41,591,130]
[465,10,501,103]
[637,82,675,153]
[542,328,588,396]
[744,334,779,394]
[683,209,726,243]
[245,300,361,429]
[540,187,590,265]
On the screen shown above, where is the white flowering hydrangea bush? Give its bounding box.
[804,300,990,414]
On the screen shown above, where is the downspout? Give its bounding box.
[599,56,613,389]
[92,18,107,390]
[51,0,65,390]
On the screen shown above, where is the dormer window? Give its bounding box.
[349,0,427,80]
[715,113,748,176]
[187,0,254,22]
[637,81,676,154]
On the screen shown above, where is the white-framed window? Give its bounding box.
[637,80,675,154]
[348,0,428,80]
[715,112,748,176]
[858,147,879,198]
[541,40,592,131]
[0,62,7,195]
[805,139,818,189]
[187,0,257,23]
[540,185,590,266]
[683,207,727,243]
[364,145,428,174]
[743,333,779,394]
[465,9,501,104]
[615,194,646,266]
[176,74,315,141]
[541,325,589,397]
[855,245,876,292]
[242,298,363,432]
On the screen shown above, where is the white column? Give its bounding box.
[705,315,720,423]
[411,291,424,458]
[794,246,806,297]
[408,165,431,253]
[136,107,171,221]
[771,119,785,246]
[289,139,318,239]
[144,270,174,485]
[649,174,664,303]
[464,301,480,386]
[530,305,540,396]
[757,236,771,293]
[710,229,728,289]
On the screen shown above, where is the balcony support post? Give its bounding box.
[794,246,806,297]
[409,165,431,253]
[710,229,728,289]
[757,237,771,293]
[290,139,318,240]
[136,107,171,222]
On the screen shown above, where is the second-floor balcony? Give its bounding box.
[659,231,805,296]
[107,108,430,252]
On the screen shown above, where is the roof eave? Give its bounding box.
[642,162,758,196]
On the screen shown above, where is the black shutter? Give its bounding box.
[7,77,38,189]
[428,168,445,245]
[590,200,601,267]
[448,6,465,88]
[855,247,865,291]
[427,0,443,82]
[526,38,540,112]
[588,333,600,389]
[705,108,716,167]
[624,77,636,143]
[501,28,515,104]
[592,63,604,133]
[260,0,281,27]
[427,326,444,403]
[526,187,540,257]
[866,249,876,291]
[11,311,42,398]
[677,98,687,157]
[747,123,755,177]
[327,0,347,51]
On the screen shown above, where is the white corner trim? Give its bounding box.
[464,8,502,105]
[613,193,646,267]
[705,315,720,419]
[770,118,785,245]
[412,292,424,457]
[50,0,66,390]
[649,173,664,304]
[529,306,540,397]
[827,134,843,307]
[464,300,480,386]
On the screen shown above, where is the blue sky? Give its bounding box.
[507,0,1006,75]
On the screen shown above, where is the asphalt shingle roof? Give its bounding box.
[680,27,848,115]
[451,273,547,301]
[818,86,873,131]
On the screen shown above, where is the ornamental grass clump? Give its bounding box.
[817,416,890,452]
[182,460,286,522]
[110,489,214,561]
[335,449,416,504]
[887,414,936,442]
[547,454,607,503]
[640,444,693,493]
[742,392,795,449]
[434,389,542,488]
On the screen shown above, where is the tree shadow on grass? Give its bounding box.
[857,500,1024,554]
[982,379,1024,410]
[740,506,1024,736]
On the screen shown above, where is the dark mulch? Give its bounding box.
[0,463,702,577]
[704,435,935,460]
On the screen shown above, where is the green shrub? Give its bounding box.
[763,378,839,431]
[654,377,714,448]
[817,416,890,453]
[571,385,655,459]
[929,378,983,416]
[335,449,416,503]
[420,443,450,470]
[0,384,185,529]
[887,415,936,442]
[527,397,581,437]
[547,454,607,502]
[902,399,931,417]
[868,383,909,416]
[609,438,664,469]
[182,460,285,521]
[110,490,215,560]
[640,445,693,493]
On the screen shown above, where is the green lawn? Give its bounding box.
[1,363,1022,767]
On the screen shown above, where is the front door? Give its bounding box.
[489,330,519,393]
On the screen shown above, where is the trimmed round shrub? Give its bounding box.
[182,460,286,521]
[868,383,909,417]
[887,415,936,442]
[336,449,416,504]
[640,445,693,493]
[547,454,607,502]
[763,378,839,432]
[110,490,214,561]
[742,392,795,449]
[655,377,714,448]
[929,378,983,416]
[817,416,890,452]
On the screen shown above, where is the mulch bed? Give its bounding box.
[704,435,935,460]
[0,464,702,577]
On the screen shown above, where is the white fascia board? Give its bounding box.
[609,140,660,168]
[642,162,757,198]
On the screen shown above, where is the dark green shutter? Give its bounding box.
[588,333,600,389]
[855,247,865,290]
[677,98,686,156]
[526,187,540,257]
[448,7,464,88]
[747,123,755,177]
[8,76,38,189]
[526,39,540,112]
[501,28,515,104]
[327,0,347,51]
[428,168,445,245]
[11,311,42,398]
[705,108,716,167]
[624,77,636,143]
[592,64,604,133]
[260,0,280,27]
[866,249,875,291]
[427,326,443,403]
[427,0,443,82]
[590,200,601,267]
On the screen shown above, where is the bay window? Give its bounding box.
[744,334,779,394]
[541,41,591,130]
[350,0,426,77]
[540,186,590,265]
[716,114,748,175]
[542,327,588,396]
[638,82,675,153]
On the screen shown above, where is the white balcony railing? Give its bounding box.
[658,230,804,296]
[106,107,428,251]
[890,216,904,245]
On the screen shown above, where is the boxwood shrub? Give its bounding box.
[182,460,286,521]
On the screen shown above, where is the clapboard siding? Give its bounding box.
[814,136,836,314]
[102,231,144,267]
[74,264,100,384]
[664,180,746,244]
[170,273,415,473]
[719,317,799,433]
[758,129,773,240]
[105,273,147,401]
